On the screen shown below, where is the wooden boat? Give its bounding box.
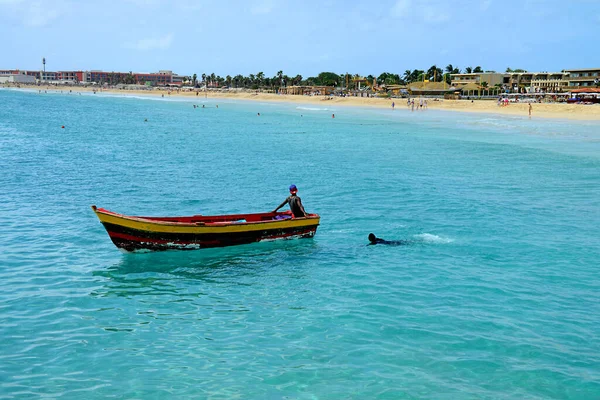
[91,205,320,252]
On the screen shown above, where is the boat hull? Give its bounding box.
[92,206,320,252]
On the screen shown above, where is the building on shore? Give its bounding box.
[451,71,573,93]
[0,68,184,86]
[384,85,408,96]
[0,74,36,84]
[278,86,334,95]
[564,68,600,88]
[450,72,508,88]
[407,81,456,96]
[85,70,180,86]
[529,72,569,92]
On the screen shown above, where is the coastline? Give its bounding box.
[4,84,600,121]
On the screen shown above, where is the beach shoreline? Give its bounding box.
[4,84,600,121]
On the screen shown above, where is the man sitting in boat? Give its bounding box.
[273,184,308,218]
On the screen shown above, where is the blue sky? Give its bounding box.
[1,0,599,77]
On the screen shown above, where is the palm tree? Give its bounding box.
[473,66,483,73]
[277,70,283,87]
[192,73,197,86]
[226,75,232,87]
[465,67,473,73]
[403,70,412,83]
[201,73,206,85]
[445,64,454,74]
[256,72,265,87]
[427,65,443,82]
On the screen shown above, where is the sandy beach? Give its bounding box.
[6,84,600,120]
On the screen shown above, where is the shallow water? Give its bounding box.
[1,89,599,399]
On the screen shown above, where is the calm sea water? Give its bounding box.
[1,88,599,399]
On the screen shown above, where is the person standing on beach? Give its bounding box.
[392,101,395,110]
[529,103,532,118]
[273,185,308,218]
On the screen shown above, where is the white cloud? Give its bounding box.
[391,0,411,18]
[0,0,64,26]
[422,6,449,23]
[26,1,61,27]
[126,33,174,51]
[250,0,275,15]
[123,0,161,6]
[391,0,449,23]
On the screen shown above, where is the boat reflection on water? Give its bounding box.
[91,239,320,299]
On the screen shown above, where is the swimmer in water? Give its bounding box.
[368,233,409,246]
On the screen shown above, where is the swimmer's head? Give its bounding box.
[368,233,376,242]
[289,184,297,194]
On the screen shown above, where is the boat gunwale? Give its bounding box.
[91,205,320,228]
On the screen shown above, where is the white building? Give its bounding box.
[0,74,36,84]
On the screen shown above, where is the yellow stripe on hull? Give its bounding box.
[94,209,320,234]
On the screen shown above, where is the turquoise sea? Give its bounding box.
[1,88,599,399]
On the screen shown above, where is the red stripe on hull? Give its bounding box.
[105,228,317,252]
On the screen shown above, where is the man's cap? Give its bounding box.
[289,184,297,192]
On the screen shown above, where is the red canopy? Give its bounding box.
[570,88,600,93]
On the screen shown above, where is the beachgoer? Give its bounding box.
[216,105,218,108]
[332,114,335,118]
[273,185,308,218]
[392,101,395,109]
[529,103,532,117]
[368,233,409,246]
[257,112,260,116]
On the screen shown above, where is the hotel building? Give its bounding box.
[452,72,571,93]
[450,72,508,87]
[564,68,600,87]
[1,68,185,86]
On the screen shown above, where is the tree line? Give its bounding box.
[182,66,529,89]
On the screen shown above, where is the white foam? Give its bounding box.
[295,106,331,111]
[413,233,454,244]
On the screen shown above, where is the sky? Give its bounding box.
[1,0,599,78]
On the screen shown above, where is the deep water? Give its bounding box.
[1,88,599,399]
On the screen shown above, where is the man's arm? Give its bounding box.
[272,197,289,213]
[297,198,308,217]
